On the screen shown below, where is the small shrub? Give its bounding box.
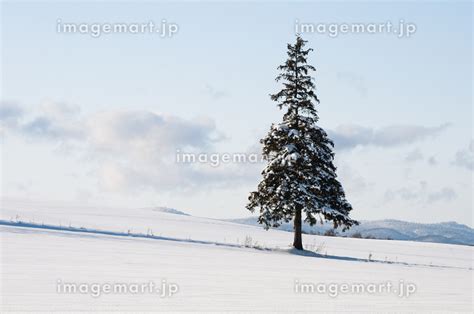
[243,235,253,248]
[323,229,337,237]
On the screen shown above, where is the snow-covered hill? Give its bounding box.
[1,203,473,312]
[228,217,474,246]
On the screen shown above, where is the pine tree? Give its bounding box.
[247,36,358,250]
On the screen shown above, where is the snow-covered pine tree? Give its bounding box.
[247,36,358,250]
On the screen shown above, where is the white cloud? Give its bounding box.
[329,123,451,151]
[85,110,218,156]
[427,187,457,203]
[0,101,83,140]
[0,102,24,121]
[405,149,424,163]
[384,182,457,205]
[1,101,236,192]
[428,156,437,166]
[0,102,24,135]
[452,140,473,171]
[39,101,80,119]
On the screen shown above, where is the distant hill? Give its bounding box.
[149,207,190,216]
[227,217,474,246]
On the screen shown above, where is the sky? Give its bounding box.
[0,1,472,225]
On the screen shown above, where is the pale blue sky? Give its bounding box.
[1,1,472,225]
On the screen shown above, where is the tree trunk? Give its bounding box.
[293,208,303,250]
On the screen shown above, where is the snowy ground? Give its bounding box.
[1,204,473,312]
